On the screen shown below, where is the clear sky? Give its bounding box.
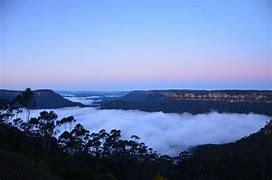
[0,0,271,91]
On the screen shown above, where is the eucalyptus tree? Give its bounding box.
[98,129,110,157]
[38,111,58,137]
[33,110,59,151]
[13,88,36,121]
[87,132,102,156]
[28,117,40,135]
[57,116,75,131]
[58,131,76,154]
[70,123,90,153]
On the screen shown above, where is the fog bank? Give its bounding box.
[29,107,270,156]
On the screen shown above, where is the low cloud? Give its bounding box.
[63,96,101,105]
[28,107,270,156]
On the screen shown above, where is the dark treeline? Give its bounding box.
[1,88,272,180]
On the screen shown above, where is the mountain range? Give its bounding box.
[101,90,272,115]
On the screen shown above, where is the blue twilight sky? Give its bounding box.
[0,0,271,91]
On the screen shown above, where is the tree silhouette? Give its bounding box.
[87,132,102,156]
[38,111,58,136]
[14,88,36,121]
[99,129,109,157]
[35,111,58,151]
[58,131,75,154]
[57,116,75,131]
[70,123,90,153]
[28,117,40,135]
[0,100,14,124]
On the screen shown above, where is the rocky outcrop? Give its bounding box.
[126,90,272,103]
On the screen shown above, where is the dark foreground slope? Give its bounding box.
[101,90,272,115]
[0,89,84,109]
[0,148,61,180]
[178,120,272,179]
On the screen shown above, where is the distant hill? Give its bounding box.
[101,90,272,115]
[0,89,84,109]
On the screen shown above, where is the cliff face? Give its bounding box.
[126,90,272,103]
[101,90,272,115]
[0,89,84,109]
[0,89,62,100]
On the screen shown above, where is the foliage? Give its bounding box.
[0,93,175,179]
[0,88,272,179]
[13,88,36,121]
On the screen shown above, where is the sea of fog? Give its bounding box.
[25,107,270,156]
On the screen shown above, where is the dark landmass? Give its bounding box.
[0,148,61,180]
[0,89,84,109]
[101,90,272,115]
[178,120,272,179]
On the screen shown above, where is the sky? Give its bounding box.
[0,0,271,91]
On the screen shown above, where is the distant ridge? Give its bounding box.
[0,89,84,109]
[101,89,272,115]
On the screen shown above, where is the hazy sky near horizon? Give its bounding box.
[1,0,271,91]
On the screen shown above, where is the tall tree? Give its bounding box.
[57,116,75,131]
[36,111,58,151]
[14,88,36,121]
[70,123,90,153]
